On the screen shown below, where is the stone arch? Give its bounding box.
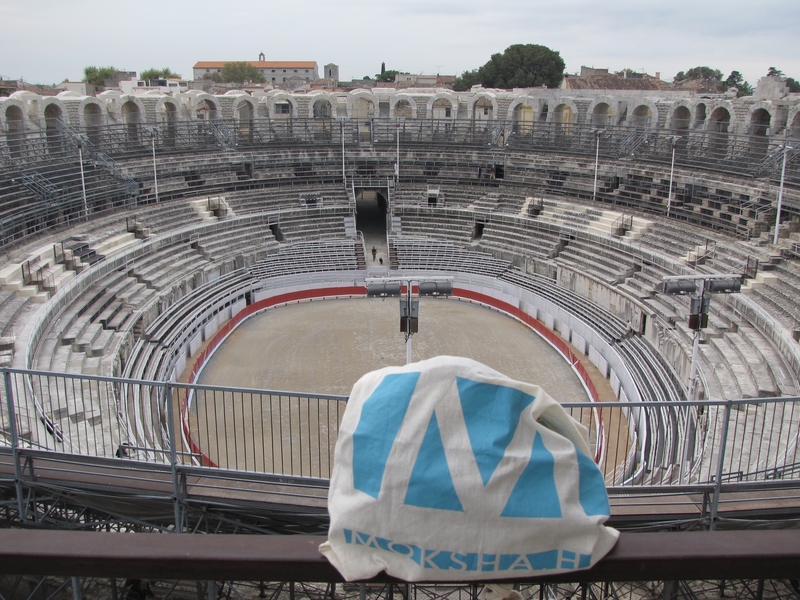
[82,101,104,145]
[265,92,298,119]
[232,96,255,141]
[469,93,497,120]
[506,96,535,121]
[154,98,179,124]
[708,105,732,133]
[156,98,179,146]
[3,101,26,156]
[42,98,66,128]
[705,100,735,132]
[191,93,219,120]
[79,99,104,127]
[231,96,255,120]
[549,99,578,125]
[789,109,800,139]
[42,101,64,153]
[10,91,42,123]
[746,103,774,136]
[630,101,658,128]
[694,103,707,129]
[667,101,692,131]
[431,97,455,120]
[307,93,335,141]
[425,91,458,119]
[120,98,144,144]
[307,92,335,119]
[586,97,614,127]
[507,96,536,134]
[312,97,333,118]
[347,91,375,118]
[391,95,417,119]
[120,98,145,124]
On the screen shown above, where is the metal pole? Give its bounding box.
[72,577,82,600]
[405,283,412,365]
[78,143,88,218]
[773,143,791,246]
[4,369,26,523]
[164,382,182,533]
[710,401,732,530]
[341,120,346,188]
[396,123,400,182]
[681,279,706,484]
[667,138,677,218]
[686,279,705,404]
[592,132,600,203]
[151,131,159,203]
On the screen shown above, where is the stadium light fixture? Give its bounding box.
[366,276,453,364]
[655,273,743,483]
[366,281,402,298]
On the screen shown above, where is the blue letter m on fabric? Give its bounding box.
[350,371,608,518]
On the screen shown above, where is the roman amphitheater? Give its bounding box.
[1,79,800,596]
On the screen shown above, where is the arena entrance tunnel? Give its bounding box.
[355,187,389,264]
[355,188,388,234]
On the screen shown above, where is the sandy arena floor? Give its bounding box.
[196,296,588,401]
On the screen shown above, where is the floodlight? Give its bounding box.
[656,280,697,295]
[706,279,741,294]
[366,282,401,298]
[418,281,453,297]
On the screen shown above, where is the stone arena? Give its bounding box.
[0,78,799,542]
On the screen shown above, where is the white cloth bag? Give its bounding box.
[320,356,618,581]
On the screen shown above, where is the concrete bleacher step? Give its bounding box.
[741,271,780,293]
[88,328,117,357]
[189,198,217,222]
[91,232,139,257]
[700,341,744,400]
[708,335,759,399]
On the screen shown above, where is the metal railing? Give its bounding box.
[1,529,800,600]
[2,368,799,505]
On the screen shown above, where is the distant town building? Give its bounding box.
[323,64,339,84]
[102,71,137,89]
[119,77,189,96]
[395,74,455,89]
[193,55,319,85]
[55,81,95,95]
[561,66,667,91]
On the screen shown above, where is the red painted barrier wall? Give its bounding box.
[181,285,605,468]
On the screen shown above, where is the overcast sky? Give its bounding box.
[1,0,798,88]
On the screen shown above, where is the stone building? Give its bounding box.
[193,55,319,85]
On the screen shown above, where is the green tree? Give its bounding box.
[140,67,181,81]
[453,44,564,91]
[674,66,723,83]
[82,66,117,87]
[220,62,266,84]
[766,68,800,92]
[376,69,400,83]
[724,71,753,97]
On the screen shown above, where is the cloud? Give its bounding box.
[1,0,798,85]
